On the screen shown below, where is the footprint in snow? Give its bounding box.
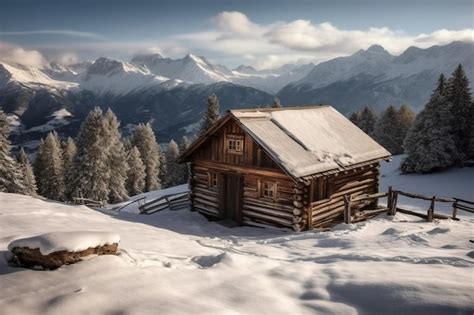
[191,253,226,268]
[426,227,450,235]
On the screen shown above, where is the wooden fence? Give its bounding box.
[343,186,473,224]
[139,192,190,214]
[73,197,105,208]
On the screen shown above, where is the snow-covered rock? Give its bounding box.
[8,231,120,255]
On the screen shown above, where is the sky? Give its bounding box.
[0,0,473,69]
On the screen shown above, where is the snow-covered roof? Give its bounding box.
[231,106,390,178]
[180,106,391,180]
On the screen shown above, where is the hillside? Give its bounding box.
[0,160,473,314]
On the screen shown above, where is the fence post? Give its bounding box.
[344,195,352,224]
[387,186,393,215]
[452,200,458,220]
[427,196,435,222]
[390,191,398,215]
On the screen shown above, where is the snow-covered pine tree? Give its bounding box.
[158,146,166,187]
[358,106,378,136]
[131,123,161,191]
[199,93,220,136]
[178,136,191,184]
[0,111,26,194]
[163,139,180,188]
[16,148,37,196]
[272,97,282,108]
[373,105,402,154]
[35,131,65,200]
[446,64,472,159]
[126,146,146,196]
[62,137,77,200]
[402,74,460,173]
[70,107,110,202]
[103,109,129,203]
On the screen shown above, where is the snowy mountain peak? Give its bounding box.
[234,65,258,74]
[130,53,164,66]
[366,44,390,54]
[87,57,126,76]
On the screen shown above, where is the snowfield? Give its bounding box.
[0,161,473,314]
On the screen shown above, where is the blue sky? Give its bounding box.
[1,0,473,68]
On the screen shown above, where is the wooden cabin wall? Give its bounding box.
[190,120,280,170]
[308,164,380,229]
[241,174,295,229]
[189,160,301,229]
[189,163,221,217]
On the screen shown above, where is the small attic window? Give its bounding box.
[226,134,244,154]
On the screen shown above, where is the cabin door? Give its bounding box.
[222,173,243,223]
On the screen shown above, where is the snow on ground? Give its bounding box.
[0,164,473,314]
[381,155,474,215]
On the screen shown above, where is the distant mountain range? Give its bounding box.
[0,41,472,150]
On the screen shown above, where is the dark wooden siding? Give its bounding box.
[190,119,280,170]
[309,164,380,228]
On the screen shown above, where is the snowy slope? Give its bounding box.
[1,163,473,314]
[0,62,78,91]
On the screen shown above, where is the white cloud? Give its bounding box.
[0,41,47,67]
[3,12,472,70]
[166,11,474,69]
[0,30,102,39]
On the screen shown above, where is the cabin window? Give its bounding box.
[208,172,219,188]
[259,180,277,200]
[226,134,244,154]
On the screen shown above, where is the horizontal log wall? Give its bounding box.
[310,164,380,228]
[241,174,296,229]
[190,164,221,217]
[190,161,298,229]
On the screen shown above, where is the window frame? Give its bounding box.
[208,172,219,189]
[258,180,277,201]
[226,133,244,155]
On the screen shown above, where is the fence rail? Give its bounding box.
[73,197,105,208]
[343,186,473,224]
[139,192,190,214]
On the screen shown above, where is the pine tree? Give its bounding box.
[178,136,191,184]
[126,146,145,196]
[349,111,361,126]
[396,104,415,151]
[16,148,37,196]
[358,106,378,136]
[272,97,282,108]
[158,145,167,187]
[0,111,26,194]
[62,137,77,200]
[131,123,161,191]
[70,107,110,202]
[199,93,220,135]
[446,64,472,159]
[103,109,129,203]
[402,74,460,173]
[163,139,180,188]
[373,105,402,154]
[35,131,65,200]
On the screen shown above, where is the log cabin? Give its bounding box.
[179,106,391,231]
